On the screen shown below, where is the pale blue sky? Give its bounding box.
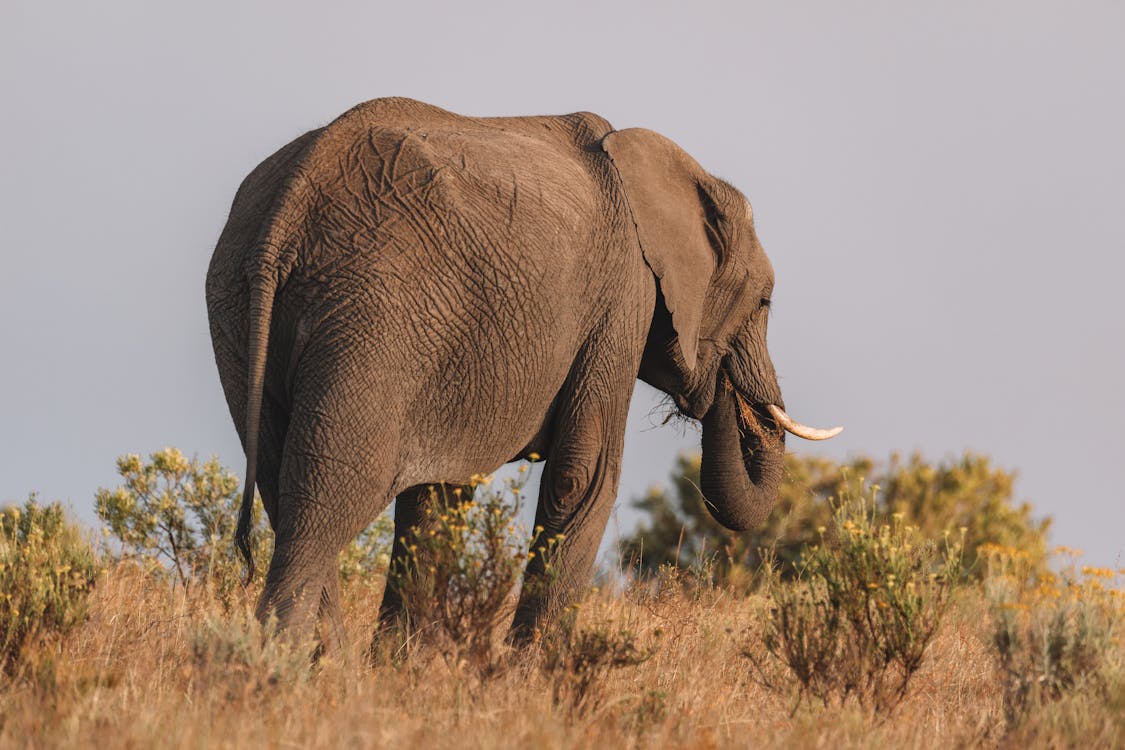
[2,1,1122,567]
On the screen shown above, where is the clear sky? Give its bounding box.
[2,1,1122,568]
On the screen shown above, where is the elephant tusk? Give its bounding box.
[766,404,843,441]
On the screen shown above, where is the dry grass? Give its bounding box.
[6,560,1117,750]
[4,476,1121,749]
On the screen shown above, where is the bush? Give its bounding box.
[388,470,557,675]
[621,451,1048,586]
[622,453,859,588]
[983,544,1125,726]
[881,453,1050,578]
[0,497,102,673]
[95,448,392,603]
[95,448,270,600]
[749,488,963,713]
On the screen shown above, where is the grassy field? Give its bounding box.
[0,566,994,747]
[2,455,1122,748]
[2,553,1122,747]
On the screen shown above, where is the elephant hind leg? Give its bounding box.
[315,569,345,657]
[259,381,400,647]
[257,499,371,653]
[256,522,340,644]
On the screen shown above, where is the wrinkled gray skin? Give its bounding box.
[206,98,786,649]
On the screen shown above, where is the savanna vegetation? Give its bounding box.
[1,448,1121,748]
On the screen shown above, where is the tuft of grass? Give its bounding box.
[189,606,312,703]
[982,543,1125,728]
[540,615,657,716]
[0,497,102,675]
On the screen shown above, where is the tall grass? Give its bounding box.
[2,451,1121,748]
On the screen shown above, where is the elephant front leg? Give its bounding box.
[510,386,630,644]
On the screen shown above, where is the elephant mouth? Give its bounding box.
[730,382,843,443]
[734,390,780,442]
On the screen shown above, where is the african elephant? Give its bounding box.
[206,97,839,648]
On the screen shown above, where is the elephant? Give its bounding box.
[205,97,840,649]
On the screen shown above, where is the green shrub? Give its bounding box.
[881,453,1050,578]
[749,488,963,713]
[621,453,857,588]
[621,451,1048,586]
[95,448,270,600]
[0,497,102,672]
[95,448,393,606]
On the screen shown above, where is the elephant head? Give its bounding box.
[603,129,840,531]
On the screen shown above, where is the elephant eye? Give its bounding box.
[759,298,772,310]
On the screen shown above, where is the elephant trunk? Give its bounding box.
[699,377,786,531]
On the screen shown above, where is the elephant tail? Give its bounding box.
[235,166,314,584]
[236,260,277,584]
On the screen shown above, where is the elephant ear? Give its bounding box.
[602,128,717,371]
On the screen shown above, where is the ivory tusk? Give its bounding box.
[766,404,843,441]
